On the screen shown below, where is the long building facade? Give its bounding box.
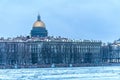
[0,38,102,68]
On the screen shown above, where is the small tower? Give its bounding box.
[31,15,48,37]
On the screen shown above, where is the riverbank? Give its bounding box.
[0,63,120,69]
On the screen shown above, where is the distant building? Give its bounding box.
[101,39,120,64]
[107,39,120,63]
[0,15,103,68]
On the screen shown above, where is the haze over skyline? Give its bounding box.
[0,0,120,42]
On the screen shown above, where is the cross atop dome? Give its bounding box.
[37,14,41,21]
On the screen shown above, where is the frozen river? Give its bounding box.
[0,66,120,80]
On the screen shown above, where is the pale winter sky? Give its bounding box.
[0,0,120,42]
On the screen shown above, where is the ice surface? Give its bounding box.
[0,66,120,80]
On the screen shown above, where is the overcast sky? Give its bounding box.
[0,0,120,42]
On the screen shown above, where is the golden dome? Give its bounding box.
[33,14,45,27]
[33,21,45,27]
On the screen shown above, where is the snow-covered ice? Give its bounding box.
[0,66,120,80]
